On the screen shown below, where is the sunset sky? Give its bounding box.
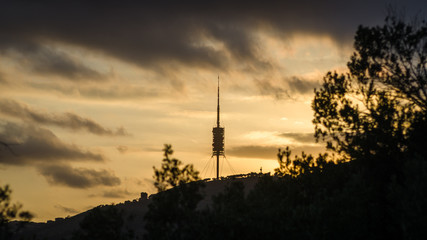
[0,1,424,222]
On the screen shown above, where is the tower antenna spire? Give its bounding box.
[212,75,225,179]
[217,75,220,127]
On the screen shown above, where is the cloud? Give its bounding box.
[255,77,319,99]
[116,146,128,154]
[255,78,290,99]
[0,99,128,136]
[228,145,279,160]
[37,164,121,188]
[29,81,163,100]
[278,132,316,144]
[101,188,133,199]
[0,121,104,165]
[54,205,79,214]
[0,71,7,84]
[0,121,119,189]
[287,77,320,95]
[87,188,134,199]
[228,144,325,160]
[0,1,421,76]
[2,41,104,81]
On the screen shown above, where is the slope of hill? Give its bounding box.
[9,174,264,240]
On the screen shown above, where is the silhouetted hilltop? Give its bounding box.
[9,173,265,240]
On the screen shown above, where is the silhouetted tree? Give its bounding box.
[72,205,125,240]
[0,184,33,240]
[144,182,205,240]
[153,144,200,192]
[206,181,248,239]
[312,13,427,179]
[275,147,332,177]
[311,13,427,239]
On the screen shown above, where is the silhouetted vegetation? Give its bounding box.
[144,13,427,240]
[312,13,427,180]
[275,146,337,177]
[72,205,126,240]
[144,182,205,240]
[153,144,200,192]
[0,184,32,240]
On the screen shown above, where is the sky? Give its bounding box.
[0,0,424,222]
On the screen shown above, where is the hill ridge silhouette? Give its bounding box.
[9,173,265,240]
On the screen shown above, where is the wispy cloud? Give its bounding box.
[37,164,121,189]
[116,145,128,154]
[29,82,163,100]
[0,121,104,165]
[0,121,121,189]
[2,41,104,81]
[287,77,320,95]
[278,132,315,144]
[228,144,325,160]
[0,99,128,136]
[228,145,279,160]
[0,71,7,84]
[101,188,133,199]
[255,77,320,99]
[54,205,79,214]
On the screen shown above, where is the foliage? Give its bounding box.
[387,156,427,239]
[312,14,427,176]
[144,157,427,239]
[205,181,248,239]
[72,205,126,240]
[0,184,33,240]
[144,182,205,240]
[153,144,200,192]
[275,146,333,177]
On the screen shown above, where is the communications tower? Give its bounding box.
[212,76,225,179]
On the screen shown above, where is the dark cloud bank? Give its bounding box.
[0,121,121,188]
[0,121,104,165]
[0,1,422,81]
[4,42,104,81]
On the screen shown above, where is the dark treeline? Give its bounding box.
[144,157,427,240]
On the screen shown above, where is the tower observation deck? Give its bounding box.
[212,76,224,179]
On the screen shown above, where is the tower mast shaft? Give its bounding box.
[216,152,219,179]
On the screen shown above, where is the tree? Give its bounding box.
[0,184,33,240]
[144,182,204,240]
[206,181,248,240]
[311,13,427,239]
[312,14,427,177]
[275,146,332,177]
[72,205,125,240]
[153,144,200,192]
